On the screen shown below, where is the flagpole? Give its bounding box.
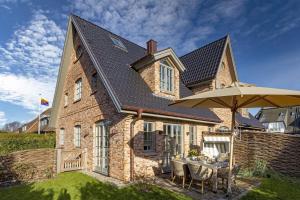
[38,94,41,135]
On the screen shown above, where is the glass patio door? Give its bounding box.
[94,122,109,175]
[162,124,183,172]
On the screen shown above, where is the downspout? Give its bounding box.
[130,109,143,181]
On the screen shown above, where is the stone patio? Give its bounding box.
[83,171,260,200]
[154,174,261,200]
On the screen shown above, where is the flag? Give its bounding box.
[41,98,49,106]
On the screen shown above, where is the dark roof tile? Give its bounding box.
[72,15,221,123]
[180,36,227,86]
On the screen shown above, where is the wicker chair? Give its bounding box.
[217,164,241,188]
[187,163,213,193]
[171,160,187,188]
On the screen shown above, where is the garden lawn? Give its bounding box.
[241,175,300,200]
[0,172,191,200]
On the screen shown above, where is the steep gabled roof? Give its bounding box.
[50,15,221,125]
[180,36,238,87]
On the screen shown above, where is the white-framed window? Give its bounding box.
[221,62,225,70]
[76,45,83,59]
[160,59,174,92]
[64,93,68,106]
[189,126,197,147]
[59,128,65,146]
[91,73,97,91]
[74,125,81,147]
[74,78,82,101]
[144,122,155,152]
[163,124,183,156]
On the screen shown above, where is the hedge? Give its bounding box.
[0,133,55,156]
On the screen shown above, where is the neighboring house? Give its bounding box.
[256,107,300,134]
[19,108,53,133]
[50,15,263,182]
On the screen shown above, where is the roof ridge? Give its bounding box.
[71,14,146,51]
[180,35,228,58]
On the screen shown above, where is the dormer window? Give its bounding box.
[160,59,173,93]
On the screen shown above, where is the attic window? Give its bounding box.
[221,62,225,70]
[110,36,127,50]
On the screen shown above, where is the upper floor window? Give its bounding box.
[221,62,225,70]
[76,45,83,59]
[144,122,155,152]
[64,93,68,107]
[189,126,197,147]
[91,73,98,91]
[74,78,82,101]
[160,59,173,92]
[74,125,81,147]
[110,36,127,50]
[59,128,65,146]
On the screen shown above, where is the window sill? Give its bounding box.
[73,52,83,64]
[144,152,157,157]
[73,99,81,104]
[90,90,97,95]
[160,90,175,96]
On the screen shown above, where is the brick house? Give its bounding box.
[19,108,53,133]
[50,15,263,182]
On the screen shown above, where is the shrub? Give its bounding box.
[0,133,55,156]
[239,159,268,178]
[188,149,199,157]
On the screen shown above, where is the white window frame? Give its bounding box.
[64,93,68,106]
[74,125,81,147]
[189,125,197,147]
[143,122,156,152]
[59,128,65,146]
[74,78,82,101]
[160,60,174,93]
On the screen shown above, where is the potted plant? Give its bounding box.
[188,149,199,160]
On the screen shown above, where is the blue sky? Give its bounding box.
[0,0,300,126]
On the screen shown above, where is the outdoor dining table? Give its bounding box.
[173,158,228,192]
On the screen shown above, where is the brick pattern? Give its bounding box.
[0,149,55,185]
[234,132,300,177]
[56,32,133,181]
[139,58,180,99]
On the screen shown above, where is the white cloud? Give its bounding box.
[0,10,64,113]
[0,111,7,126]
[70,0,244,54]
[0,73,54,112]
[0,10,65,77]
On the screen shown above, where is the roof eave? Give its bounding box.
[131,48,186,72]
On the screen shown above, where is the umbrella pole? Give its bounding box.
[227,109,236,196]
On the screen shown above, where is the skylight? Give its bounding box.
[110,36,127,50]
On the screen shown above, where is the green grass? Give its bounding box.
[0,133,55,156]
[0,172,191,200]
[241,174,300,200]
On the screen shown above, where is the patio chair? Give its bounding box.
[187,163,213,194]
[171,160,187,188]
[217,164,241,188]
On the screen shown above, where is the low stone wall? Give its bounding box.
[234,132,300,177]
[0,148,56,185]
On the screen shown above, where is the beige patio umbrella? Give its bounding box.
[170,82,300,194]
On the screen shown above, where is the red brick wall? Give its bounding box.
[234,132,300,177]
